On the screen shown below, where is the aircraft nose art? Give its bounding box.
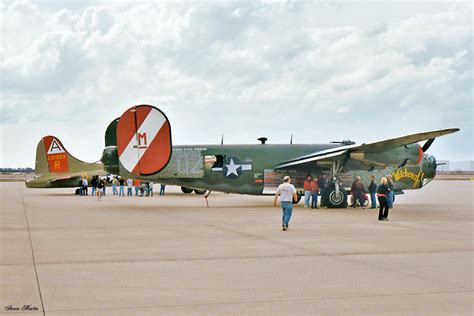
[116,105,172,176]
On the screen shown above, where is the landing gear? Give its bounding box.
[181,186,193,194]
[323,160,348,208]
[182,187,207,195]
[323,183,348,208]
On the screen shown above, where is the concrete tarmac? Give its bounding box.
[0,181,472,315]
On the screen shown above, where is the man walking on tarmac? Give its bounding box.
[273,176,298,231]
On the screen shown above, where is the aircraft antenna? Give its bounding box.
[221,134,224,145]
[290,134,293,145]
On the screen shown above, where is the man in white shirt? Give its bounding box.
[126,178,133,196]
[82,177,88,196]
[273,176,298,231]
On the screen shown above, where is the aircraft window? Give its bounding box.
[214,155,224,168]
[204,156,216,169]
[205,155,224,169]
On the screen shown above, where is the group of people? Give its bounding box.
[77,176,107,200]
[302,174,330,209]
[274,174,396,231]
[110,178,155,197]
[353,174,395,216]
[78,176,167,200]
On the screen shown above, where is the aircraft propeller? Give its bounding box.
[422,138,435,152]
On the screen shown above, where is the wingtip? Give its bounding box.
[445,128,460,134]
[437,128,460,134]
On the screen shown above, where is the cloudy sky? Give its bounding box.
[1,0,472,167]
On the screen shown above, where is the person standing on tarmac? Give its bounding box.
[149,182,154,197]
[134,179,140,196]
[377,177,390,221]
[78,178,83,196]
[118,178,125,197]
[112,177,119,195]
[126,178,133,196]
[91,176,97,197]
[318,174,329,207]
[351,176,366,208]
[96,178,105,201]
[82,177,88,196]
[387,174,395,208]
[303,175,312,208]
[368,175,377,209]
[273,176,298,231]
[310,178,319,209]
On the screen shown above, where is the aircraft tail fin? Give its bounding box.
[105,117,120,147]
[34,136,100,175]
[114,104,172,176]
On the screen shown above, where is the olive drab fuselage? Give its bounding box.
[102,143,437,195]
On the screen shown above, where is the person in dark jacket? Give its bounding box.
[78,178,83,196]
[91,176,97,197]
[351,176,366,208]
[368,175,377,209]
[387,174,394,208]
[96,179,105,201]
[118,178,125,197]
[377,177,390,221]
[317,174,329,207]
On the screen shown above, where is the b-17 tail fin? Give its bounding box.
[27,136,104,188]
[34,135,101,176]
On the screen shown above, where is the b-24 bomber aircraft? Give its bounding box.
[99,104,459,208]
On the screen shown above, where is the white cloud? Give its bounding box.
[0,0,472,167]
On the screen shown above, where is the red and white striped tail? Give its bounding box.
[116,105,172,176]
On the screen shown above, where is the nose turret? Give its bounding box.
[421,154,437,187]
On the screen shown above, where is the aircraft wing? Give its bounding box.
[357,128,459,152]
[274,128,459,169]
[274,146,356,169]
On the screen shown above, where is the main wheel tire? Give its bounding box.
[194,189,206,195]
[181,186,193,194]
[323,184,348,208]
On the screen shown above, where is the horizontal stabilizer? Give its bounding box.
[51,175,80,182]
